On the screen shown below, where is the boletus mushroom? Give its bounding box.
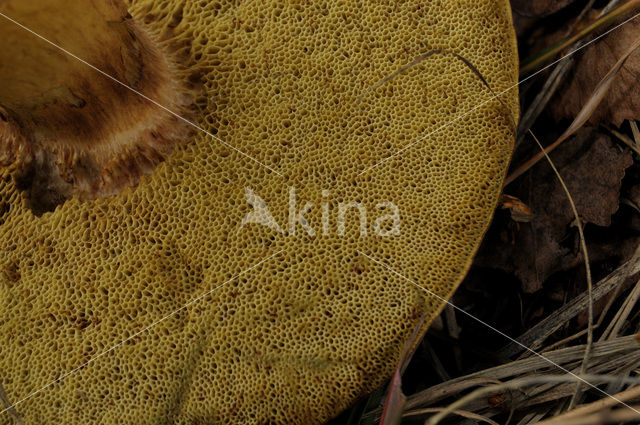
[0,0,518,423]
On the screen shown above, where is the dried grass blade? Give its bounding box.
[536,385,640,425]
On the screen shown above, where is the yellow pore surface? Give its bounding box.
[0,0,518,424]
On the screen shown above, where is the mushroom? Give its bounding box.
[0,0,518,424]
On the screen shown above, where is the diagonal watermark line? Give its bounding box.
[357,250,640,416]
[356,8,640,177]
[0,250,283,418]
[0,12,284,178]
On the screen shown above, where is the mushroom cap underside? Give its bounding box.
[0,0,518,424]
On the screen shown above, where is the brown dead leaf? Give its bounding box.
[477,128,632,293]
[551,16,640,126]
[511,0,578,37]
[507,31,640,185]
[511,0,576,17]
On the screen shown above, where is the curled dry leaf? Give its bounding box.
[499,194,534,223]
[551,16,640,126]
[478,128,632,293]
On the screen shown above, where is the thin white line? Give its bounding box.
[0,250,283,417]
[357,250,640,416]
[356,9,640,177]
[0,12,284,178]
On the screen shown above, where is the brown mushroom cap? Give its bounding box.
[0,0,518,424]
